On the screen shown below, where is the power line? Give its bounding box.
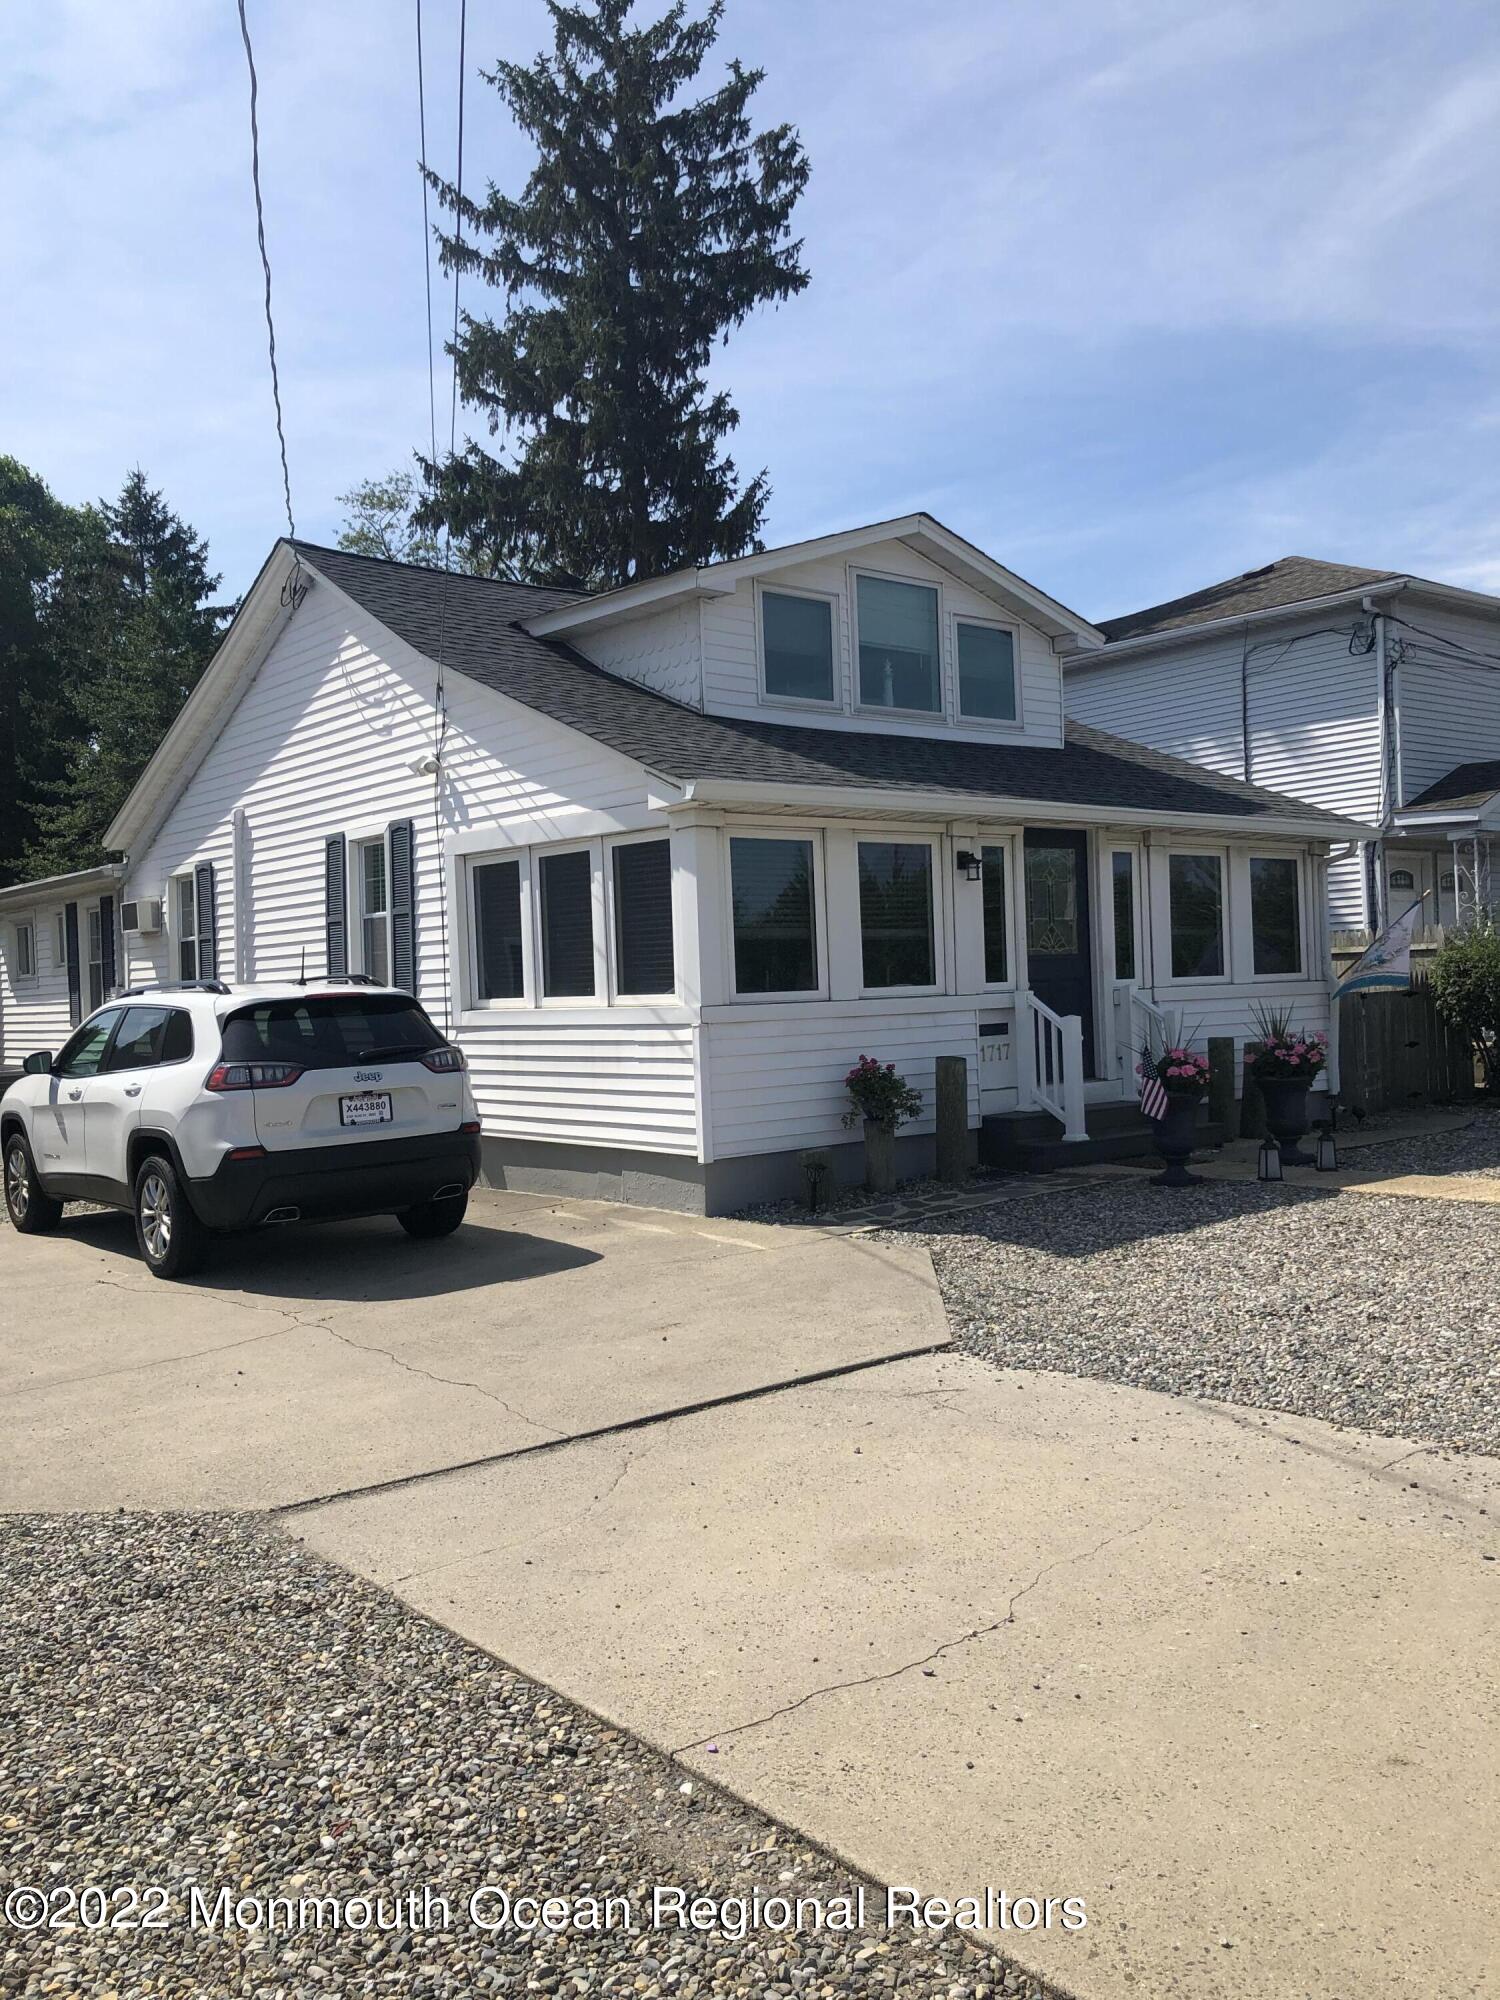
[415,0,439,478]
[235,0,296,546]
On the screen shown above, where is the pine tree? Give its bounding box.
[0,459,76,885]
[23,471,226,876]
[417,0,810,589]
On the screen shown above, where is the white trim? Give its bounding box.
[1157,844,1231,987]
[724,825,829,1004]
[850,565,945,720]
[951,610,1024,729]
[352,832,393,986]
[978,836,1018,991]
[1246,851,1308,980]
[753,578,841,711]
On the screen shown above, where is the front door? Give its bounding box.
[1023,830,1095,1078]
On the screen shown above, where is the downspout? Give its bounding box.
[1364,593,1398,935]
[1239,622,1252,783]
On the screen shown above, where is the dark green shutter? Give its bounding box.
[63,902,81,1026]
[389,819,416,994]
[325,835,347,979]
[194,864,217,980]
[98,893,117,997]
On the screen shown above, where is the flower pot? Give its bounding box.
[1259,1077,1314,1165]
[863,1117,897,1195]
[1151,1091,1203,1187]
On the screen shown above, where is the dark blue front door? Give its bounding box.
[1023,830,1095,1078]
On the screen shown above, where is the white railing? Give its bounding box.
[1016,989,1087,1142]
[1113,984,1178,1084]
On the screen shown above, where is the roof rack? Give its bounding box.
[118,979,234,998]
[294,972,384,986]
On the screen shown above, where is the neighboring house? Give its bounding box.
[0,864,124,1084]
[0,518,1365,1209]
[1063,556,1500,939]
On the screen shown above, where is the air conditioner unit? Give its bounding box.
[121,897,163,936]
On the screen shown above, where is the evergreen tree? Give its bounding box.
[23,471,226,877]
[417,0,810,589]
[0,460,80,885]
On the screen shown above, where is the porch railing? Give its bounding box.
[1016,989,1087,1142]
[1113,984,1178,1085]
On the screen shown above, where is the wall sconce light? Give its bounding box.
[955,849,983,882]
[1258,1137,1284,1182]
[1316,1128,1338,1172]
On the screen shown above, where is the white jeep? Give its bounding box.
[1,981,481,1278]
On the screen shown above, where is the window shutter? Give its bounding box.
[388,819,416,994]
[194,863,218,980]
[63,901,81,1026]
[325,835,347,979]
[98,893,118,997]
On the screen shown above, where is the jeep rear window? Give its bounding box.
[220,996,446,1070]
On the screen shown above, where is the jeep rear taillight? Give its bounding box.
[420,1047,465,1073]
[205,1061,305,1091]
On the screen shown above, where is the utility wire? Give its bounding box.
[416,0,439,479]
[236,0,297,548]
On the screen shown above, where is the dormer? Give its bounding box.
[523,514,1105,750]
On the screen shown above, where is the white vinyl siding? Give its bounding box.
[0,898,76,1070]
[1394,606,1500,804]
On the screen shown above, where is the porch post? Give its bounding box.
[1060,1013,1087,1142]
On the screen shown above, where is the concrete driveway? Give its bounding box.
[0,1189,946,1508]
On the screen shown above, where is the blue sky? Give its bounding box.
[4,0,1499,618]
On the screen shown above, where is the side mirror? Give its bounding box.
[22,1050,54,1075]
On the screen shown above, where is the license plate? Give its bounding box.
[340,1092,392,1127]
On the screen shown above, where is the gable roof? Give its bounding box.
[1097,557,1400,643]
[1400,759,1500,815]
[297,542,1363,833]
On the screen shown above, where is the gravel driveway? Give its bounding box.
[0,1513,1054,2000]
[907,1161,1499,1455]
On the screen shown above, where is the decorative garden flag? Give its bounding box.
[1337,899,1425,997]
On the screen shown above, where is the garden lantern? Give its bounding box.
[1258,1137,1284,1182]
[1316,1128,1338,1172]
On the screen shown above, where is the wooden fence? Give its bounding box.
[1329,947,1479,1113]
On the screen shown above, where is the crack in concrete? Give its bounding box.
[311,1320,564,1441]
[7,1321,304,1397]
[669,1512,1163,1757]
[388,1445,640,1586]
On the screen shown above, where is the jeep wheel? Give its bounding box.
[4,1132,63,1234]
[133,1154,208,1279]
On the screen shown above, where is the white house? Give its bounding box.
[1063,556,1500,940]
[0,518,1367,1210]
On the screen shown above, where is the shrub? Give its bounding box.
[1429,921,1500,1090]
[841,1055,923,1131]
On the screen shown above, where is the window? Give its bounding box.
[612,839,675,996]
[473,858,525,1002]
[357,838,391,983]
[1250,857,1302,975]
[13,921,35,980]
[1168,854,1225,978]
[1388,868,1416,891]
[858,841,936,989]
[175,875,198,980]
[221,995,444,1068]
[956,621,1017,721]
[855,574,940,713]
[1112,852,1136,980]
[730,837,818,994]
[56,1012,120,1078]
[86,906,105,1012]
[761,590,835,704]
[981,846,1008,984]
[105,1006,193,1071]
[539,849,596,999]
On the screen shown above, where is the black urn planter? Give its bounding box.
[1152,1092,1203,1186]
[1259,1076,1314,1165]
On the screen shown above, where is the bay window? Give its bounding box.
[1168,853,1225,978]
[855,574,940,713]
[730,836,818,995]
[1250,857,1302,975]
[538,848,596,999]
[858,841,936,990]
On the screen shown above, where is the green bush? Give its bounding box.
[1429,921,1500,1090]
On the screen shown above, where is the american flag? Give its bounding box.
[1138,1045,1168,1121]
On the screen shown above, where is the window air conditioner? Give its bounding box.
[121,897,163,936]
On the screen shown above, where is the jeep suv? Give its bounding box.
[0,982,482,1278]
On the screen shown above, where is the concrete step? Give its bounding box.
[980,1109,1228,1174]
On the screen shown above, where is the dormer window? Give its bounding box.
[854,573,940,713]
[759,587,836,704]
[956,618,1018,722]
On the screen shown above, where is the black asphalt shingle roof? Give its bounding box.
[1402,759,1500,814]
[1098,556,1398,643]
[295,541,1359,827]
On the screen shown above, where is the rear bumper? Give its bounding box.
[187,1131,482,1231]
